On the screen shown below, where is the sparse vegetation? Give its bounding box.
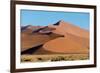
[21,54,89,62]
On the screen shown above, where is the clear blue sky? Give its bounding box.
[20,9,90,30]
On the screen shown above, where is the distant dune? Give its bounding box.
[21,20,89,54]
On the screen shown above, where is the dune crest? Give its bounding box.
[49,20,89,39]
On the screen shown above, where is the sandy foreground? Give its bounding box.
[21,54,89,62]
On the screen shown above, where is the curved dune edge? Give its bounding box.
[21,32,64,52]
[43,37,89,54]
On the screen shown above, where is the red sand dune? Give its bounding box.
[21,31,64,52]
[49,20,89,39]
[43,37,89,54]
[21,20,89,54]
[43,20,89,54]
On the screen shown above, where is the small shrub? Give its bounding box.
[37,58,42,60]
[51,56,66,61]
[21,58,32,62]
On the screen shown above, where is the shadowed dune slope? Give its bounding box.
[21,32,64,52]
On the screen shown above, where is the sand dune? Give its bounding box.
[21,20,89,54]
[21,32,64,52]
[21,33,50,52]
[43,37,88,54]
[33,32,89,54]
[49,20,89,39]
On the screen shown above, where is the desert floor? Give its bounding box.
[21,54,89,62]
